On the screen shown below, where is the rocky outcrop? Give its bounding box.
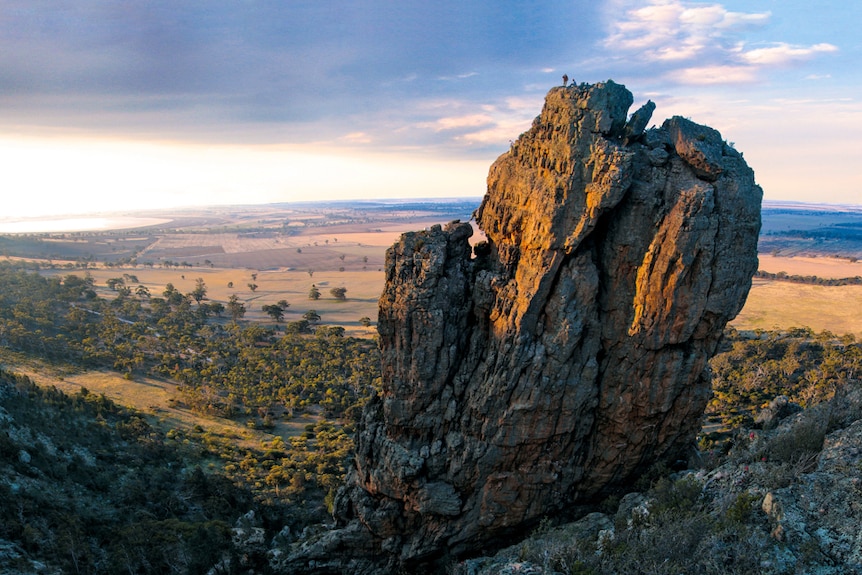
[457,382,862,575]
[288,80,762,573]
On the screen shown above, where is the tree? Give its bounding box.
[262,304,285,322]
[303,310,321,325]
[359,316,372,328]
[191,278,207,304]
[227,295,246,321]
[135,285,150,299]
[106,277,125,291]
[247,283,258,292]
[163,283,178,298]
[163,283,185,306]
[308,285,320,300]
[329,287,347,301]
[277,300,290,310]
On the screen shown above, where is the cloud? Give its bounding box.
[666,65,758,85]
[456,120,532,145]
[423,114,496,132]
[739,43,838,66]
[397,94,542,152]
[603,0,770,59]
[601,0,838,86]
[437,72,479,81]
[340,132,373,144]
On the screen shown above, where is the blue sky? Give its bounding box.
[1,0,859,218]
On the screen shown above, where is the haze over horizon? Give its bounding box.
[2,1,860,219]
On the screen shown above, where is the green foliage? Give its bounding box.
[708,328,862,428]
[191,277,208,303]
[308,284,320,300]
[762,415,827,464]
[513,473,771,575]
[262,303,286,322]
[0,368,278,574]
[647,475,705,518]
[724,491,759,524]
[303,309,321,324]
[0,265,382,552]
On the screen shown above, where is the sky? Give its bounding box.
[1,0,860,219]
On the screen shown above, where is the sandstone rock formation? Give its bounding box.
[289,80,762,573]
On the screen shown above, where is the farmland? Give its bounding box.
[3,199,862,338]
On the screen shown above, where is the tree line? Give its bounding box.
[755,269,862,286]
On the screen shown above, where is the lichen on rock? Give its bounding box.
[287,79,762,574]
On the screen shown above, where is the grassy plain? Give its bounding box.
[8,358,321,451]
[729,254,862,337]
[731,279,862,337]
[81,266,384,337]
[0,203,472,445]
[4,201,862,445]
[756,254,862,278]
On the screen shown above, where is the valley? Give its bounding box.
[1,198,861,573]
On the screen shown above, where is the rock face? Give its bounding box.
[291,80,762,573]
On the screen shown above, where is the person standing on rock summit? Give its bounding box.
[562,73,568,86]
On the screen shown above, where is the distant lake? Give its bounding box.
[0,216,171,234]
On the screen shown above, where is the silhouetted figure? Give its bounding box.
[562,74,568,86]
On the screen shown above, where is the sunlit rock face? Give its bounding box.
[288,80,762,574]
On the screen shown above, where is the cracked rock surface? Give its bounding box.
[287,80,762,574]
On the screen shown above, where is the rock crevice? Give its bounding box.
[288,80,762,574]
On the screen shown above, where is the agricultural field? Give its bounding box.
[757,201,862,260]
[731,278,862,337]
[3,199,862,338]
[0,199,480,336]
[0,200,477,457]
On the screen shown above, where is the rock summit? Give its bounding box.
[290,80,762,573]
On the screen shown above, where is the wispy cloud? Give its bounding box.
[437,72,479,81]
[666,65,758,85]
[603,0,769,59]
[456,120,533,145]
[739,42,838,66]
[423,114,496,131]
[339,132,373,144]
[602,0,838,85]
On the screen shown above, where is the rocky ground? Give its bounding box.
[458,381,862,575]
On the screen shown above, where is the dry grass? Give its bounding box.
[730,255,862,337]
[757,255,862,279]
[15,364,317,449]
[76,267,383,337]
[53,249,862,341]
[731,278,862,337]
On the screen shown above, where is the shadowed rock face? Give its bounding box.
[288,80,762,573]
